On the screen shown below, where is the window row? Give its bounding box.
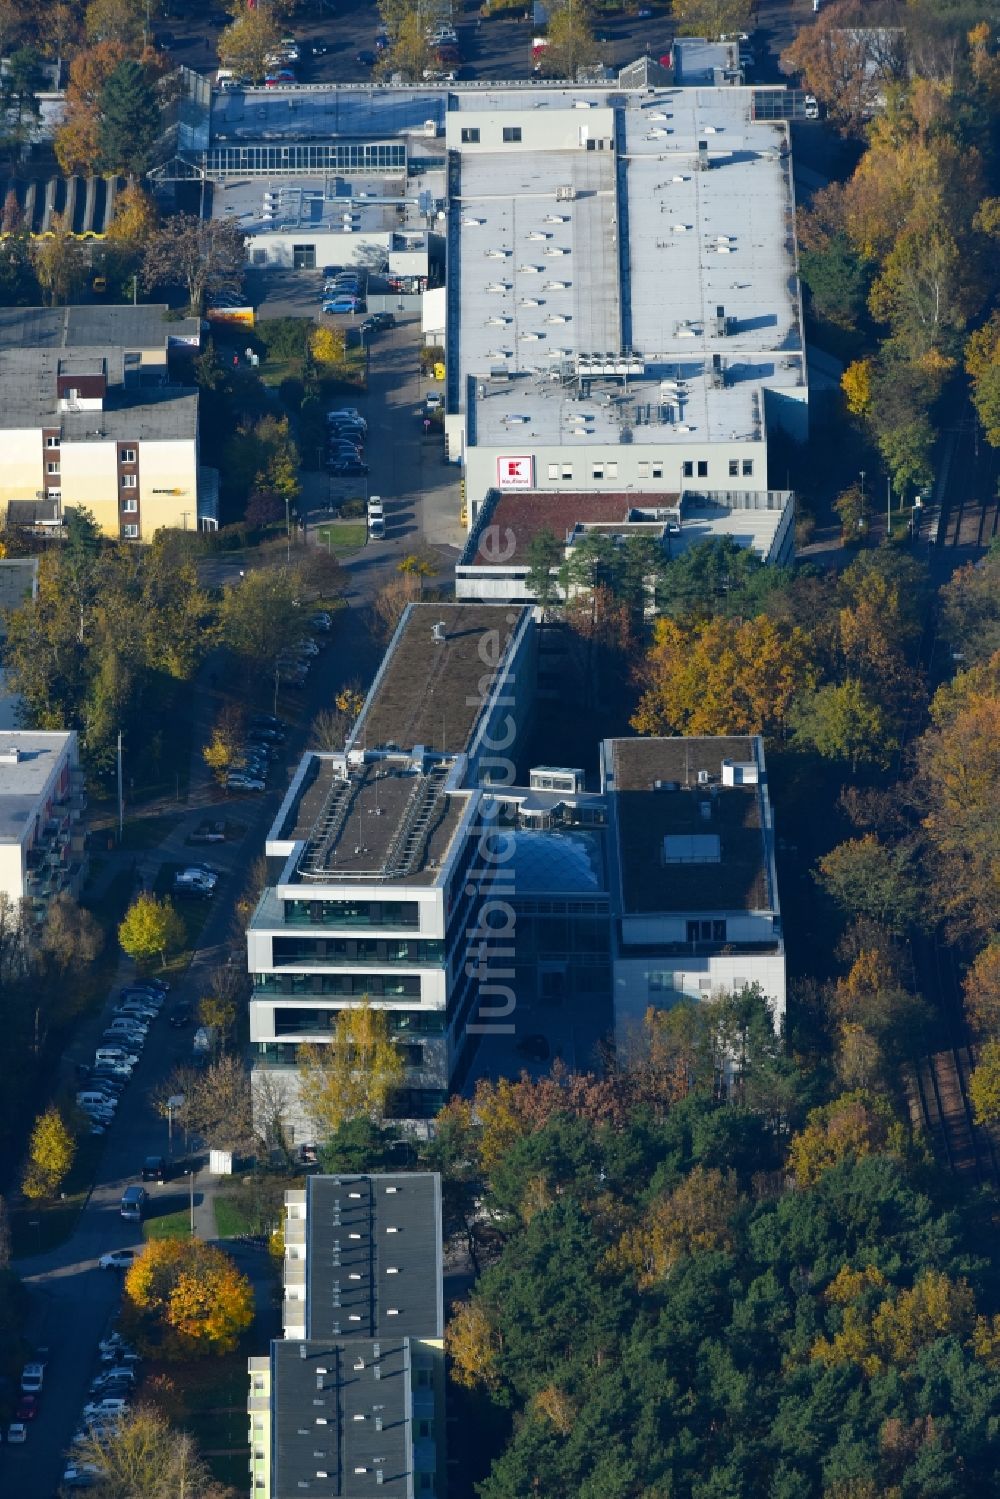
[545,458,753,482]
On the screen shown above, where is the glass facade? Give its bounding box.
[272,936,444,967]
[255,973,421,998]
[272,1007,445,1038]
[281,897,419,928]
[204,142,406,178]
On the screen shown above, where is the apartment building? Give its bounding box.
[0,731,86,922]
[0,304,215,539]
[248,1172,445,1499]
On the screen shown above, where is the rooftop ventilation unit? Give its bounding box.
[555,185,576,201]
[714,304,731,337]
[653,780,680,792]
[431,622,447,644]
[710,353,726,389]
[697,140,710,169]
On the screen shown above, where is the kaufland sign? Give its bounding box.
[497,456,533,489]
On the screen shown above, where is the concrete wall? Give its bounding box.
[613,948,787,1041]
[464,437,768,515]
[136,440,201,537]
[0,430,43,504]
[446,107,616,153]
[0,840,24,905]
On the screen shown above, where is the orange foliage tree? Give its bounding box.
[631,613,815,739]
[124,1239,254,1357]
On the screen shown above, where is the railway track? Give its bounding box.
[940,494,1000,548]
[906,1046,1000,1188]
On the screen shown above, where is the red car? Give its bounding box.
[15,1395,39,1421]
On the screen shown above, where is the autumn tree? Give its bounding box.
[965,310,1000,446]
[913,668,1000,942]
[446,1299,503,1392]
[369,570,422,643]
[787,1090,901,1187]
[790,680,895,770]
[70,1404,225,1499]
[296,1001,405,1135]
[632,613,815,739]
[940,553,1000,665]
[963,945,1000,1042]
[815,836,921,933]
[671,0,752,42]
[832,483,866,539]
[217,563,303,667]
[969,1041,1000,1127]
[31,214,87,306]
[218,7,280,85]
[611,1166,742,1289]
[125,1238,254,1356]
[86,0,146,49]
[178,1054,252,1153]
[375,10,433,82]
[782,3,907,133]
[142,213,246,315]
[22,1106,76,1199]
[55,39,128,174]
[106,182,159,248]
[202,703,246,784]
[118,892,186,968]
[536,0,601,79]
[309,323,346,369]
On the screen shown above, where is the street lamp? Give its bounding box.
[166,1094,185,1158]
[284,494,291,563]
[186,1168,197,1236]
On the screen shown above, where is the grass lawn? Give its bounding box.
[316,521,367,554]
[143,1208,194,1242]
[10,1136,105,1259]
[140,1349,250,1490]
[212,1195,257,1239]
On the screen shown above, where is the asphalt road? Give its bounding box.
[159,0,818,88]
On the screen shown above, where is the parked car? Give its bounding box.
[297,638,321,657]
[98,1334,136,1362]
[356,49,376,66]
[82,1398,129,1420]
[326,408,364,425]
[15,1396,39,1421]
[251,713,285,731]
[169,1003,193,1028]
[371,311,395,329]
[248,726,285,744]
[62,1464,99,1489]
[142,1155,167,1183]
[140,977,170,994]
[7,1422,27,1442]
[99,1250,136,1271]
[20,1363,44,1394]
[226,772,266,792]
[97,1039,140,1061]
[83,1077,127,1098]
[804,93,819,118]
[425,391,443,411]
[328,458,370,476]
[310,612,332,632]
[119,986,164,1005]
[323,296,362,314]
[190,819,226,843]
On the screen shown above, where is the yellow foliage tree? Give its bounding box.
[118,892,186,968]
[202,704,246,784]
[218,7,280,84]
[106,182,159,246]
[445,1298,502,1391]
[611,1166,742,1290]
[309,324,346,368]
[811,1268,974,1378]
[631,614,815,739]
[787,1090,900,1188]
[125,1238,254,1356]
[296,1000,405,1134]
[968,1040,1000,1127]
[962,944,1000,1041]
[533,1384,577,1435]
[841,358,873,417]
[22,1107,76,1199]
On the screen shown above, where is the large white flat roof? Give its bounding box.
[0,732,74,843]
[452,86,805,448]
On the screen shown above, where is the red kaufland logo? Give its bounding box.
[497,456,533,488]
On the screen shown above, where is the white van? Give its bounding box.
[77,1091,116,1111]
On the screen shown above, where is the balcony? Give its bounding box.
[271,942,444,969]
[283,1259,306,1289]
[247,1396,270,1416]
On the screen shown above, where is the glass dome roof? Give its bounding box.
[504,830,604,894]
